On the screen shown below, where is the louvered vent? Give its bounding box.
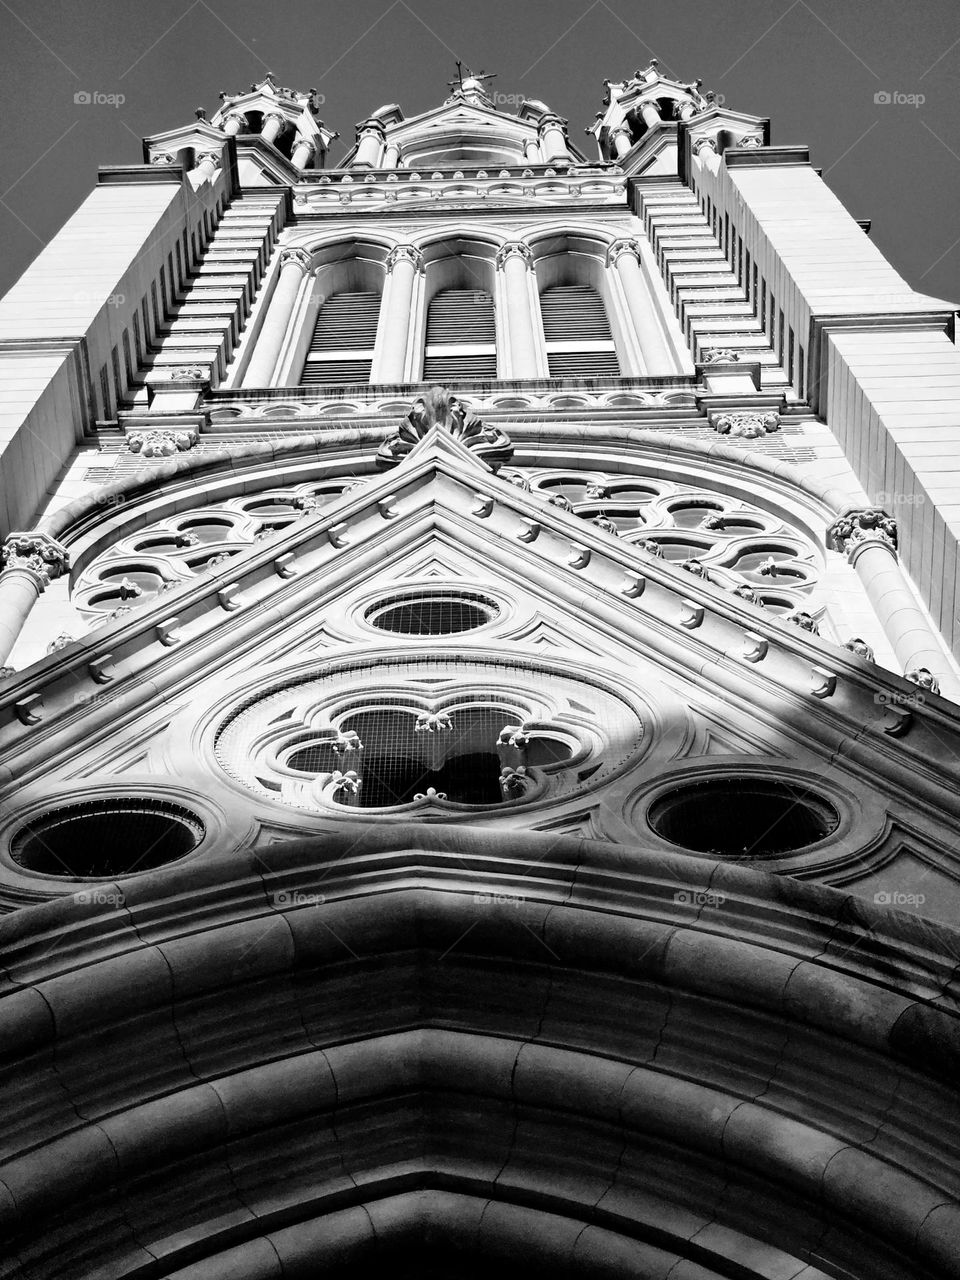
[300,291,380,385]
[423,287,497,380]
[540,284,620,378]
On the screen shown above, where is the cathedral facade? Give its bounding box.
[1,63,960,1279]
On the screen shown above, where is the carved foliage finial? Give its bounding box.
[828,509,898,557]
[377,387,514,469]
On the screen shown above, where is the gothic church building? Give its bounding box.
[1,63,960,1280]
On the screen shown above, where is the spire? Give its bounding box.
[445,62,497,106]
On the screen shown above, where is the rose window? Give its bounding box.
[213,658,644,815]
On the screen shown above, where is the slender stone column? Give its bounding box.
[610,126,633,158]
[828,510,957,694]
[221,112,246,136]
[0,533,70,665]
[354,120,385,168]
[638,100,662,129]
[290,137,316,170]
[538,114,571,165]
[383,142,401,168]
[194,151,222,181]
[243,247,312,387]
[606,238,673,374]
[692,136,720,173]
[523,139,542,163]
[377,245,424,383]
[261,113,287,145]
[496,242,539,378]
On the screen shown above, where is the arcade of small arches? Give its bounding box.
[243,230,682,388]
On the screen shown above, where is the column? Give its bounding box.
[524,139,543,163]
[221,112,246,137]
[828,510,957,695]
[261,112,287,145]
[606,239,674,373]
[609,126,633,158]
[692,136,720,174]
[194,151,222,181]
[496,242,539,379]
[243,248,312,387]
[0,534,70,665]
[291,137,316,170]
[538,114,571,165]
[377,246,424,383]
[354,120,385,168]
[638,100,662,130]
[383,142,401,168]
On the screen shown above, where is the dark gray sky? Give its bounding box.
[2,0,959,302]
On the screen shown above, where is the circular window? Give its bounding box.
[10,799,203,878]
[365,591,499,636]
[648,777,838,858]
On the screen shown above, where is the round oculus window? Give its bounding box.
[10,799,204,878]
[364,591,499,636]
[648,777,838,858]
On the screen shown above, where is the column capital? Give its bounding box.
[263,111,289,130]
[385,244,424,273]
[195,151,223,169]
[538,113,568,134]
[828,509,898,558]
[605,237,641,268]
[496,241,533,269]
[292,135,316,160]
[356,118,387,140]
[221,112,247,131]
[736,133,764,149]
[1,532,70,588]
[277,246,313,274]
[692,135,718,156]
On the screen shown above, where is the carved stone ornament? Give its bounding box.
[786,610,820,635]
[844,636,876,662]
[46,633,75,655]
[495,241,533,269]
[714,412,780,438]
[128,429,199,458]
[278,247,313,274]
[692,136,718,156]
[737,134,764,149]
[0,667,16,680]
[592,516,620,536]
[1,532,70,585]
[196,151,223,169]
[150,152,176,165]
[701,348,742,364]
[828,509,898,556]
[732,583,762,605]
[385,244,425,274]
[906,667,940,695]
[636,539,664,558]
[605,238,641,268]
[680,559,709,578]
[376,386,514,470]
[168,365,209,382]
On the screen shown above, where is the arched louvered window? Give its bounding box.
[423,287,497,380]
[540,284,620,377]
[300,290,380,385]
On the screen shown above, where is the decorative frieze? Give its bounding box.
[128,429,199,457]
[1,532,69,586]
[713,411,780,438]
[827,509,898,557]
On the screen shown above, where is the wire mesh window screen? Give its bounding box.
[11,800,203,878]
[366,591,499,635]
